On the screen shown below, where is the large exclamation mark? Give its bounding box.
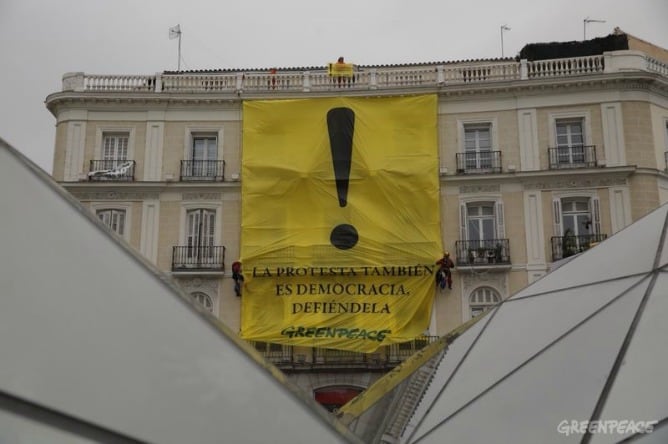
[327,107,359,250]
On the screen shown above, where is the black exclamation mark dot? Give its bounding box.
[327,107,359,250]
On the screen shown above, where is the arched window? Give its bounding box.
[191,291,213,313]
[469,286,500,319]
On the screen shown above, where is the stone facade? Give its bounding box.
[46,43,668,403]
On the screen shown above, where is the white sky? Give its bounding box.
[1,0,667,173]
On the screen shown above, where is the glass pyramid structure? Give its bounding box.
[0,138,360,443]
[399,202,668,443]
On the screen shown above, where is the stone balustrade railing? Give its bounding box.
[60,50,664,94]
[646,55,668,77]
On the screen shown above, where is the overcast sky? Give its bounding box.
[1,0,666,173]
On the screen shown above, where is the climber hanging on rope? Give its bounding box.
[436,251,455,290]
[232,261,244,297]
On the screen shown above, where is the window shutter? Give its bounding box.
[552,198,562,236]
[591,197,601,234]
[459,203,468,241]
[495,201,505,238]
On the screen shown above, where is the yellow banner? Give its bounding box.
[328,62,354,77]
[240,95,442,352]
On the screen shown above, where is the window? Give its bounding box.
[561,198,593,237]
[186,209,216,262]
[466,202,496,242]
[555,118,585,164]
[469,287,501,318]
[457,120,501,174]
[464,123,492,169]
[102,133,129,162]
[664,121,668,170]
[458,200,507,264]
[96,209,126,236]
[460,201,505,243]
[190,135,218,177]
[191,291,213,312]
[552,195,603,260]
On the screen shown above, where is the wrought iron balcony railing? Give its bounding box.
[455,239,511,267]
[548,145,597,169]
[180,160,225,181]
[171,245,226,271]
[455,151,502,174]
[551,233,607,261]
[248,336,439,370]
[88,160,135,181]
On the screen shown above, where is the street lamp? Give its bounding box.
[500,25,511,58]
[583,17,606,40]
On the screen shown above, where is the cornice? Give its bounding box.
[63,180,240,200]
[45,72,667,115]
[442,166,637,191]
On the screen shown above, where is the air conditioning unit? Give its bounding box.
[439,167,448,175]
[507,164,517,172]
[230,173,240,181]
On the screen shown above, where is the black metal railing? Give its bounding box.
[171,245,225,271]
[250,341,293,364]
[180,160,226,181]
[548,145,597,169]
[455,151,502,174]
[88,160,135,181]
[455,239,511,266]
[247,336,439,370]
[664,151,668,171]
[551,233,607,261]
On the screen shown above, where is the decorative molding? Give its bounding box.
[72,191,160,200]
[461,272,505,288]
[182,192,222,201]
[176,277,220,295]
[523,176,627,190]
[459,184,500,194]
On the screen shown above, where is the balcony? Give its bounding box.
[548,145,597,169]
[88,160,135,181]
[180,160,225,181]
[248,336,439,371]
[171,246,226,272]
[456,151,502,174]
[551,233,607,261]
[455,239,511,267]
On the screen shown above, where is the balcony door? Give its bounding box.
[186,209,216,262]
[102,133,128,164]
[464,123,492,170]
[553,196,601,257]
[555,119,585,164]
[459,201,505,263]
[191,135,218,177]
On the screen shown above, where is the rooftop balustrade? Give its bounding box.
[57,51,666,96]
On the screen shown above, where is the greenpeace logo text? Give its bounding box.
[557,420,657,436]
[281,326,391,342]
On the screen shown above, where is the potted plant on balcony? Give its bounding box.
[562,228,578,258]
[494,243,504,262]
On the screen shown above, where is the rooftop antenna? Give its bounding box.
[583,17,605,40]
[169,24,182,71]
[500,25,511,58]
